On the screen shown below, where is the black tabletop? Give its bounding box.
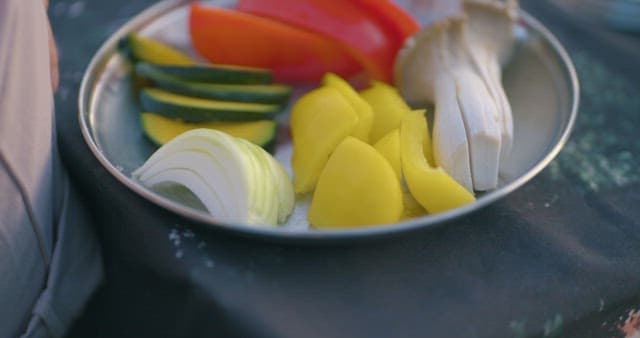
[51,1,640,337]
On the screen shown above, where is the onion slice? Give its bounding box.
[132,129,294,226]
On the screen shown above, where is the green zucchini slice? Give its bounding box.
[140,88,280,122]
[140,112,277,149]
[121,34,272,84]
[136,63,291,104]
[150,64,272,85]
[121,33,195,66]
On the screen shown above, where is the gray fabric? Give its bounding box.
[19,174,103,338]
[0,0,103,337]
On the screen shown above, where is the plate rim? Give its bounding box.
[78,0,580,242]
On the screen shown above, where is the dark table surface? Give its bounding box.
[50,1,640,337]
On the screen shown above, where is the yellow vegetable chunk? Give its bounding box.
[373,129,402,181]
[140,112,276,147]
[401,111,475,214]
[322,73,373,143]
[412,109,436,167]
[359,81,411,143]
[309,137,404,228]
[401,188,427,220]
[290,86,359,194]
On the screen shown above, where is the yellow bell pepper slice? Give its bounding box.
[401,188,427,220]
[309,137,403,228]
[322,73,373,143]
[290,86,359,194]
[359,81,410,143]
[400,111,475,214]
[373,129,402,181]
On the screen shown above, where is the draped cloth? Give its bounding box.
[0,0,103,336]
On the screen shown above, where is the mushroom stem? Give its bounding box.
[394,0,518,191]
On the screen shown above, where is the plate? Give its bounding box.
[79,0,579,240]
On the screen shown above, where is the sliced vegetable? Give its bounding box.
[140,88,280,122]
[189,3,362,83]
[433,76,475,192]
[394,0,518,191]
[373,129,402,181]
[400,111,475,214]
[122,33,274,86]
[463,0,517,165]
[121,33,195,66]
[236,0,416,82]
[140,112,277,149]
[401,187,428,220]
[262,146,295,224]
[132,129,294,226]
[290,86,359,194]
[359,80,411,144]
[350,0,420,44]
[136,63,291,104]
[322,73,373,143]
[145,63,273,85]
[236,138,279,223]
[308,137,403,228]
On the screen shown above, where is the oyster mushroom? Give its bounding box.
[463,0,518,164]
[394,0,518,191]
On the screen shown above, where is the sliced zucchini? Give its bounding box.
[135,63,291,104]
[121,33,195,66]
[120,34,272,83]
[151,64,272,85]
[140,112,277,149]
[140,88,280,122]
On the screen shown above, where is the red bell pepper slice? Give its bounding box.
[350,0,420,44]
[236,0,392,82]
[236,0,419,83]
[189,3,362,84]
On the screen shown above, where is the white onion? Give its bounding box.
[132,129,294,226]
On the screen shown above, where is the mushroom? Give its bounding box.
[394,0,518,192]
[463,0,518,165]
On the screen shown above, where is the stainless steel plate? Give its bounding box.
[79,0,579,240]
